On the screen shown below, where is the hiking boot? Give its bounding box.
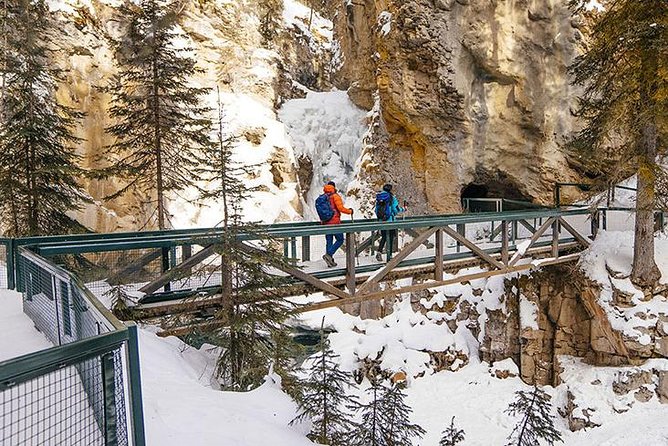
[322,254,336,267]
[375,252,383,262]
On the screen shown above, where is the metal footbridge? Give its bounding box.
[2,193,654,335]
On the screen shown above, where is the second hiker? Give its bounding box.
[375,183,405,261]
[315,181,354,267]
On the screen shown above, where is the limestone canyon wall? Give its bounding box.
[334,0,588,212]
[41,0,594,231]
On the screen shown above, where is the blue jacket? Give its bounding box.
[375,193,405,222]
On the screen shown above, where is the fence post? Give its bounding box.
[591,210,600,239]
[301,236,311,262]
[501,221,509,266]
[551,218,560,258]
[456,224,465,253]
[291,237,297,263]
[434,229,443,281]
[160,247,170,292]
[346,232,355,295]
[7,238,15,290]
[102,352,119,446]
[126,324,146,446]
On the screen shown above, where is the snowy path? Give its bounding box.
[0,290,51,361]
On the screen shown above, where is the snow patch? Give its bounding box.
[377,11,392,36]
[519,295,539,330]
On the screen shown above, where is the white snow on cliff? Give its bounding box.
[279,89,367,218]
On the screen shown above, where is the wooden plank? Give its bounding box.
[132,243,584,320]
[107,249,162,285]
[139,244,217,295]
[301,253,582,312]
[357,227,437,295]
[434,229,443,281]
[557,216,592,247]
[501,221,509,266]
[236,242,350,300]
[490,223,503,242]
[182,244,192,262]
[405,228,435,249]
[441,226,504,270]
[508,217,555,267]
[346,233,356,295]
[518,219,537,234]
[552,218,560,258]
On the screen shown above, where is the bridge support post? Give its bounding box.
[161,247,170,292]
[456,224,465,252]
[501,221,509,266]
[435,229,443,281]
[301,236,311,262]
[551,219,559,258]
[346,232,355,295]
[591,210,600,239]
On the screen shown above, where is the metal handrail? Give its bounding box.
[26,208,598,256]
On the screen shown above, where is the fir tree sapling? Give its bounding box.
[103,0,212,230]
[292,317,358,445]
[348,378,425,446]
[439,416,465,446]
[195,88,298,391]
[505,386,563,446]
[0,0,88,236]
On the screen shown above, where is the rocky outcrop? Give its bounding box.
[480,266,668,387]
[334,0,589,211]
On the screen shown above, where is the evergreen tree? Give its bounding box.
[439,416,465,446]
[292,319,358,445]
[348,379,425,446]
[0,0,87,236]
[195,89,298,391]
[103,0,212,230]
[568,0,668,286]
[504,387,563,446]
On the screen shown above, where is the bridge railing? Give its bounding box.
[2,207,604,307]
[0,248,145,445]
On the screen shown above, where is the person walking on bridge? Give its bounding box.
[315,181,354,267]
[375,183,405,262]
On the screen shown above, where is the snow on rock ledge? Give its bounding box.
[579,231,668,358]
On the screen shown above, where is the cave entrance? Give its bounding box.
[461,175,530,212]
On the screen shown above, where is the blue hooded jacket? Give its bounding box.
[375,192,405,222]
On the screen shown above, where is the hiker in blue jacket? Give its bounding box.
[375,183,405,261]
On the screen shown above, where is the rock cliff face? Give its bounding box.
[44,0,592,229]
[334,0,588,212]
[52,0,334,231]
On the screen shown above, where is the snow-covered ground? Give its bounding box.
[3,228,668,445]
[0,289,312,446]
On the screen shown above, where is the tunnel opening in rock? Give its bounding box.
[461,174,531,212]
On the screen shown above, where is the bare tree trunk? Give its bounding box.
[631,48,661,288]
[631,127,661,287]
[152,57,165,230]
